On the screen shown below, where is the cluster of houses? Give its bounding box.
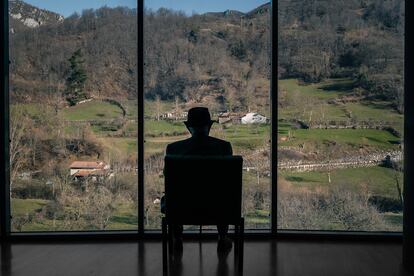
[160,111,188,120]
[69,161,113,182]
[160,110,268,125]
[219,112,268,124]
[67,111,267,182]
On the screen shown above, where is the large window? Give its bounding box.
[277,0,404,231]
[143,1,271,229]
[9,1,138,231]
[2,0,406,235]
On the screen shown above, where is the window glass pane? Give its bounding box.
[9,1,138,231]
[278,0,404,231]
[144,1,271,229]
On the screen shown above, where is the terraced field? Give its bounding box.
[10,78,404,231]
[277,79,403,230]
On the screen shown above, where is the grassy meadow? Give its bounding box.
[11,78,404,231]
[278,79,403,130]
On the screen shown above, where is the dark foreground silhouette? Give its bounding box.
[162,107,234,253]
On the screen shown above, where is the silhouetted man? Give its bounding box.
[164,107,233,253]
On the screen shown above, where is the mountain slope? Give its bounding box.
[246,2,271,18]
[8,0,403,113]
[9,0,63,28]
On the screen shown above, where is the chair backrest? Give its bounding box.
[164,155,243,225]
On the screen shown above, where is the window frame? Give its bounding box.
[1,0,11,238]
[0,0,409,241]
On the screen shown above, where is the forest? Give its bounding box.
[10,1,404,112]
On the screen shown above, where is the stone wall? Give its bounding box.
[278,151,402,172]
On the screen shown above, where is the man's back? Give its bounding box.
[163,107,235,253]
[166,136,232,156]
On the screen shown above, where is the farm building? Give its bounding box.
[69,161,111,181]
[161,111,188,120]
[241,112,267,124]
[218,112,243,124]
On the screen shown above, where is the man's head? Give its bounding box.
[184,107,215,137]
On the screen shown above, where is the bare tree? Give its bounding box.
[10,108,30,190]
[88,185,115,230]
[174,95,181,120]
[155,95,162,121]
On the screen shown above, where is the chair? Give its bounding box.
[162,155,244,275]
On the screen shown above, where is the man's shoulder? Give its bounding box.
[206,136,231,146]
[166,136,232,155]
[168,138,191,147]
[207,136,232,155]
[166,138,191,153]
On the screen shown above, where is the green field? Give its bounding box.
[345,101,402,122]
[60,101,124,121]
[11,78,404,231]
[277,78,402,157]
[145,120,187,137]
[12,198,137,231]
[279,166,403,200]
[278,79,404,132]
[100,137,138,156]
[12,198,49,217]
[280,128,400,150]
[279,78,350,101]
[144,122,270,155]
[345,102,403,132]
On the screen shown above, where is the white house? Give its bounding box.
[241,113,267,124]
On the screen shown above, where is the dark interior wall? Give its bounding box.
[403,0,414,272]
[0,4,412,271]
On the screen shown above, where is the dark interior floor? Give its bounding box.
[0,239,412,276]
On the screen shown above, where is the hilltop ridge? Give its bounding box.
[9,0,64,29]
[203,2,270,18]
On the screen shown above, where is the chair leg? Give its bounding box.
[162,218,168,276]
[234,224,239,253]
[234,223,240,271]
[168,223,174,255]
[238,218,244,275]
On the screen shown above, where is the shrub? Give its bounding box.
[278,185,388,231]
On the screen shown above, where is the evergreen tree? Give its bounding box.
[65,49,87,106]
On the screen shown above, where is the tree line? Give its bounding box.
[10,1,404,112]
[278,0,404,112]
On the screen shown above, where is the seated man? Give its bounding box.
[164,107,233,253]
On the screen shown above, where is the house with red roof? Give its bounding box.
[69,161,111,181]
